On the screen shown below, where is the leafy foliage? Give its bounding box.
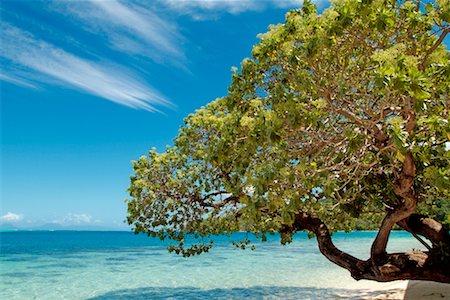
[127,0,450,256]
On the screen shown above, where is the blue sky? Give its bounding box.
[1,0,327,229]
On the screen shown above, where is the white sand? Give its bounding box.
[404,281,450,300]
[336,280,450,299]
[337,280,407,299]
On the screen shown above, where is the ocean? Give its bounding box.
[0,231,423,299]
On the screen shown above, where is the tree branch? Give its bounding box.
[283,211,450,282]
[420,27,450,70]
[192,191,239,209]
[286,211,369,280]
[397,214,450,246]
[371,152,417,266]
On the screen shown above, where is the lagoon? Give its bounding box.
[0,231,423,299]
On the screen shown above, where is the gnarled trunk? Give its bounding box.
[286,211,450,283]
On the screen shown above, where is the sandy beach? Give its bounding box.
[339,280,450,299]
[404,281,450,300]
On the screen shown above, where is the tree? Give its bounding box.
[127,0,450,282]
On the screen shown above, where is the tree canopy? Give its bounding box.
[127,0,450,282]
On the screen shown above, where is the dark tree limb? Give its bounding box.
[285,211,371,280]
[410,231,432,251]
[371,152,417,265]
[420,27,450,70]
[368,251,450,283]
[397,214,450,246]
[284,210,450,283]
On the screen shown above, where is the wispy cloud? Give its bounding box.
[0,73,38,89]
[160,0,302,17]
[163,0,262,14]
[62,213,93,224]
[1,23,171,111]
[0,212,24,222]
[52,213,99,225]
[52,0,184,63]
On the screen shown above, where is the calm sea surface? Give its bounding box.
[0,231,422,299]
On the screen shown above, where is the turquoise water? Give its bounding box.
[0,231,422,299]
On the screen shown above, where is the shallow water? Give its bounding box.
[0,231,423,299]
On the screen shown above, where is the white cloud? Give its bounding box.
[163,0,262,14]
[0,73,38,89]
[63,213,92,224]
[0,23,171,111]
[0,212,24,222]
[160,0,303,16]
[52,0,184,63]
[53,213,98,225]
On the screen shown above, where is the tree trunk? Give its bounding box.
[287,211,450,283]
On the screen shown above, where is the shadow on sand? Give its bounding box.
[88,285,405,300]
